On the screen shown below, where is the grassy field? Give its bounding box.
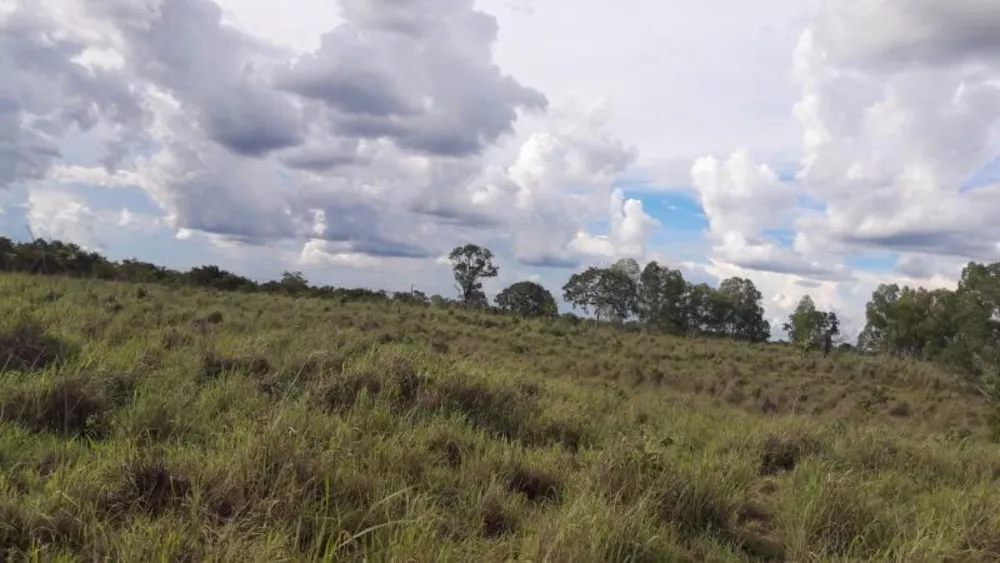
[1,272,999,562]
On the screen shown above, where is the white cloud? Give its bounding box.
[24,183,163,250]
[792,2,1000,262]
[692,149,794,237]
[26,188,101,248]
[686,0,1000,338]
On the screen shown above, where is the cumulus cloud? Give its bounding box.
[0,1,147,187]
[793,0,1000,263]
[273,0,547,157]
[0,0,600,264]
[25,189,102,248]
[684,0,1000,336]
[23,183,163,250]
[692,149,794,237]
[5,0,658,270]
[688,148,850,279]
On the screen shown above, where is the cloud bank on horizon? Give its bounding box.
[2,0,1000,339]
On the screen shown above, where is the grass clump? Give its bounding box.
[200,353,271,381]
[0,378,108,437]
[0,320,74,372]
[101,456,192,521]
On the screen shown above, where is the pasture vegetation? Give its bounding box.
[2,271,1000,562]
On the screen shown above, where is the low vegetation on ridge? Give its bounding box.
[1,238,1000,561]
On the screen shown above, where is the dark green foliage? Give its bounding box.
[638,261,688,334]
[563,263,639,323]
[495,281,558,318]
[448,244,499,307]
[783,295,839,351]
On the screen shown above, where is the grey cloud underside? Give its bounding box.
[346,239,433,259]
[303,198,442,258]
[110,0,304,157]
[732,257,855,282]
[894,255,933,279]
[408,202,502,229]
[280,152,359,172]
[272,3,547,157]
[41,0,548,259]
[201,89,304,156]
[277,64,421,118]
[842,230,1000,262]
[821,2,1000,69]
[517,255,582,269]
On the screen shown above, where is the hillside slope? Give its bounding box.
[1,273,998,562]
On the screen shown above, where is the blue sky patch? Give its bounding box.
[961,156,1000,192]
[761,228,795,248]
[846,253,897,272]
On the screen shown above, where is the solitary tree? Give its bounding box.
[495,281,558,318]
[783,295,839,353]
[562,265,638,323]
[448,244,498,307]
[280,271,309,296]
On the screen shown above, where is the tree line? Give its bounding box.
[854,263,1000,382]
[445,245,773,342]
[3,236,1000,379]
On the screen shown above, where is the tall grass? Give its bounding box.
[0,273,998,561]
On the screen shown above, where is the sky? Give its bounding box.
[3,0,1000,341]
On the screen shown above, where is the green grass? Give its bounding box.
[1,273,999,562]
